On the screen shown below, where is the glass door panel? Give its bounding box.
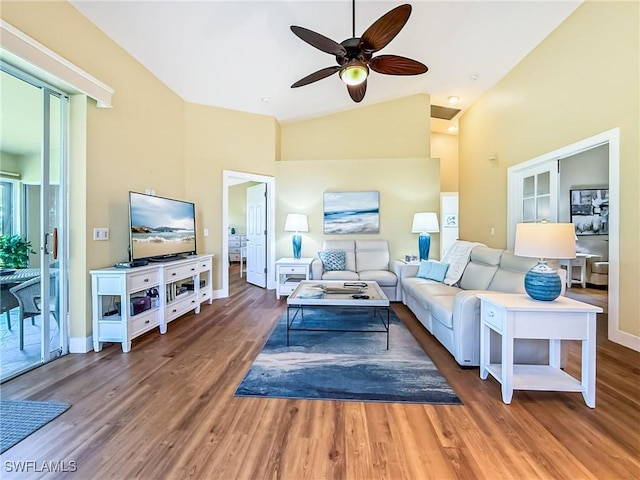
[0,66,67,381]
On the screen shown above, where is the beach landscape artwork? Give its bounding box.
[323,191,380,234]
[130,194,196,259]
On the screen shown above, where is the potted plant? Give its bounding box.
[0,234,36,270]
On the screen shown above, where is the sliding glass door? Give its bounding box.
[0,65,68,381]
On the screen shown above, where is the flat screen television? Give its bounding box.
[129,191,196,262]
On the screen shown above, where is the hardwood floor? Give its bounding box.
[1,269,638,479]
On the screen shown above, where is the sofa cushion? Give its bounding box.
[402,277,461,308]
[428,295,456,329]
[355,240,390,271]
[322,240,356,272]
[416,260,449,282]
[488,251,536,293]
[318,250,346,271]
[358,270,397,287]
[321,270,360,281]
[459,247,502,290]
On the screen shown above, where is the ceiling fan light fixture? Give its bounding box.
[340,62,369,86]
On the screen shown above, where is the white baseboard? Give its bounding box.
[69,335,93,353]
[609,329,640,352]
[212,288,226,299]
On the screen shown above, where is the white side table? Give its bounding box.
[478,293,602,408]
[275,258,314,299]
[559,253,599,288]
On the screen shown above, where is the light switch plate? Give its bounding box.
[93,228,109,241]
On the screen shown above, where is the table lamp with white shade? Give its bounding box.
[284,213,308,259]
[514,221,576,301]
[411,212,439,261]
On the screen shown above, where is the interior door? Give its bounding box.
[246,183,267,288]
[508,159,559,249]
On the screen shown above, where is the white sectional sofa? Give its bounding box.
[400,243,565,367]
[311,240,403,301]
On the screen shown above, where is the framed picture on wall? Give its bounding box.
[444,214,458,228]
[323,191,380,234]
[570,188,609,235]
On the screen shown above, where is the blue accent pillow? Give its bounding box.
[416,260,450,282]
[318,250,346,271]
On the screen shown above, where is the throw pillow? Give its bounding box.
[416,260,450,282]
[318,250,346,271]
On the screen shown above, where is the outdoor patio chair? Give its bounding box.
[9,272,59,350]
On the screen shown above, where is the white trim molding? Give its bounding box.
[508,128,636,351]
[221,170,276,299]
[1,20,114,107]
[69,335,93,354]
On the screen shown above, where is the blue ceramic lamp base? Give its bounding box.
[292,234,302,259]
[418,233,431,261]
[524,261,562,301]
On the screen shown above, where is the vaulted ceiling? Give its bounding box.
[69,1,582,134]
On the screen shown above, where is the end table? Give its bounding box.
[275,258,314,299]
[478,293,602,408]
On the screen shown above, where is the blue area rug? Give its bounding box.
[0,400,70,453]
[235,307,462,404]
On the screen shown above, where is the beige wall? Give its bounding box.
[275,157,441,262]
[183,103,278,289]
[2,1,186,340]
[228,184,249,235]
[278,94,439,261]
[228,181,260,234]
[281,94,431,161]
[431,132,459,193]
[458,1,639,336]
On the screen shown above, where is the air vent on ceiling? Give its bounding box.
[431,105,461,120]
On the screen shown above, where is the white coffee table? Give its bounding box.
[287,280,390,348]
[478,293,602,407]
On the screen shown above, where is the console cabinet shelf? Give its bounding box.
[91,254,213,352]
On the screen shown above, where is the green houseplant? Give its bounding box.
[0,234,36,269]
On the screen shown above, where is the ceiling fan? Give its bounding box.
[290,1,428,103]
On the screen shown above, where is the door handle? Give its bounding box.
[43,228,59,259]
[53,227,58,260]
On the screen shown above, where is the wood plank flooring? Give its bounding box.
[0,269,638,479]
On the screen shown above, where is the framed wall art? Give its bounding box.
[444,214,458,228]
[570,188,609,235]
[323,191,380,234]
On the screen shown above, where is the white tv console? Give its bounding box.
[90,254,213,353]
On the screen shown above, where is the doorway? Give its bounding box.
[221,171,276,298]
[0,65,68,381]
[507,128,622,347]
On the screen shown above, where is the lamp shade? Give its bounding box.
[411,212,439,233]
[514,222,576,302]
[514,222,576,259]
[284,213,308,233]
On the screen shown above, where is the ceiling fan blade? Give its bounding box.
[360,4,412,53]
[290,26,347,57]
[370,55,428,75]
[291,66,341,88]
[347,80,367,103]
